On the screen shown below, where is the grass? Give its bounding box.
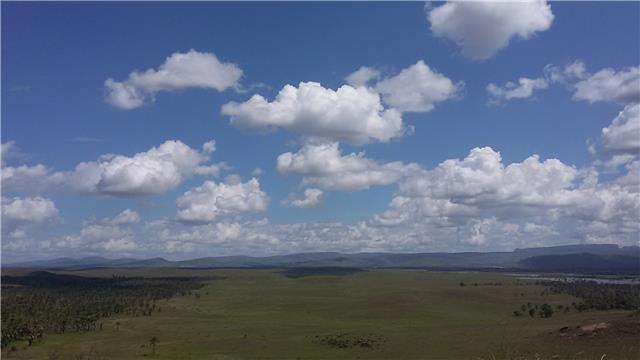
[3,269,638,359]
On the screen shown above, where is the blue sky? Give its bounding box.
[2,1,639,261]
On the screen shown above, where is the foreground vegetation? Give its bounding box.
[1,271,206,349]
[1,268,638,359]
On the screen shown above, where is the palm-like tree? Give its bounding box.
[149,336,158,356]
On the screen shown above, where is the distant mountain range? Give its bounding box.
[4,244,640,274]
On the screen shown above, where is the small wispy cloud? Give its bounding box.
[7,85,31,94]
[72,137,103,143]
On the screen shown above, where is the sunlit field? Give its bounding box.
[3,269,638,360]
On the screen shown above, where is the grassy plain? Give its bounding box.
[3,269,638,359]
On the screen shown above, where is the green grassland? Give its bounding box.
[3,269,638,360]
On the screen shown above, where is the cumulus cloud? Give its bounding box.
[372,146,638,247]
[2,163,64,193]
[67,140,216,196]
[1,139,223,197]
[487,61,638,106]
[56,212,140,252]
[276,142,418,191]
[2,196,59,241]
[105,50,243,109]
[222,81,404,145]
[11,147,637,258]
[281,188,324,208]
[398,147,578,209]
[573,66,640,105]
[176,178,269,224]
[2,196,59,225]
[345,66,380,87]
[600,104,640,156]
[374,60,462,112]
[487,77,548,104]
[104,209,141,226]
[544,60,588,83]
[1,141,64,193]
[428,0,554,60]
[1,141,28,164]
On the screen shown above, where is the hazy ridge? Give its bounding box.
[5,244,640,274]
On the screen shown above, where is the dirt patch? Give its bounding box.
[555,319,640,339]
[579,322,610,333]
[313,332,386,350]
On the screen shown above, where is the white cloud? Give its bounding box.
[176,178,269,224]
[105,50,243,109]
[281,188,324,208]
[2,196,59,242]
[398,147,578,208]
[105,209,141,226]
[372,146,639,247]
[600,104,640,156]
[573,66,640,105]
[276,142,418,191]
[2,196,59,225]
[67,139,217,197]
[486,61,637,106]
[1,141,26,164]
[487,77,548,104]
[1,142,64,193]
[53,209,143,253]
[221,81,405,145]
[251,167,263,176]
[1,139,221,197]
[1,163,64,193]
[345,66,380,87]
[13,150,637,257]
[202,140,217,154]
[428,0,554,60]
[374,60,462,112]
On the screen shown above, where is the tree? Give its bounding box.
[528,308,536,318]
[149,336,158,356]
[540,303,553,318]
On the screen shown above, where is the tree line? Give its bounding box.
[1,271,206,349]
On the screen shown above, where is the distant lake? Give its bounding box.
[510,273,640,285]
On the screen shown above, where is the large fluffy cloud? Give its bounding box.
[573,66,640,105]
[105,50,243,109]
[428,0,554,60]
[2,196,59,240]
[1,163,64,193]
[1,142,64,192]
[222,82,404,145]
[1,140,221,197]
[372,146,639,247]
[2,196,59,225]
[374,60,462,112]
[176,178,269,224]
[9,147,637,258]
[398,147,578,208]
[68,140,216,196]
[600,104,640,156]
[276,142,418,191]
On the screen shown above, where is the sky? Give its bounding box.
[2,1,639,262]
